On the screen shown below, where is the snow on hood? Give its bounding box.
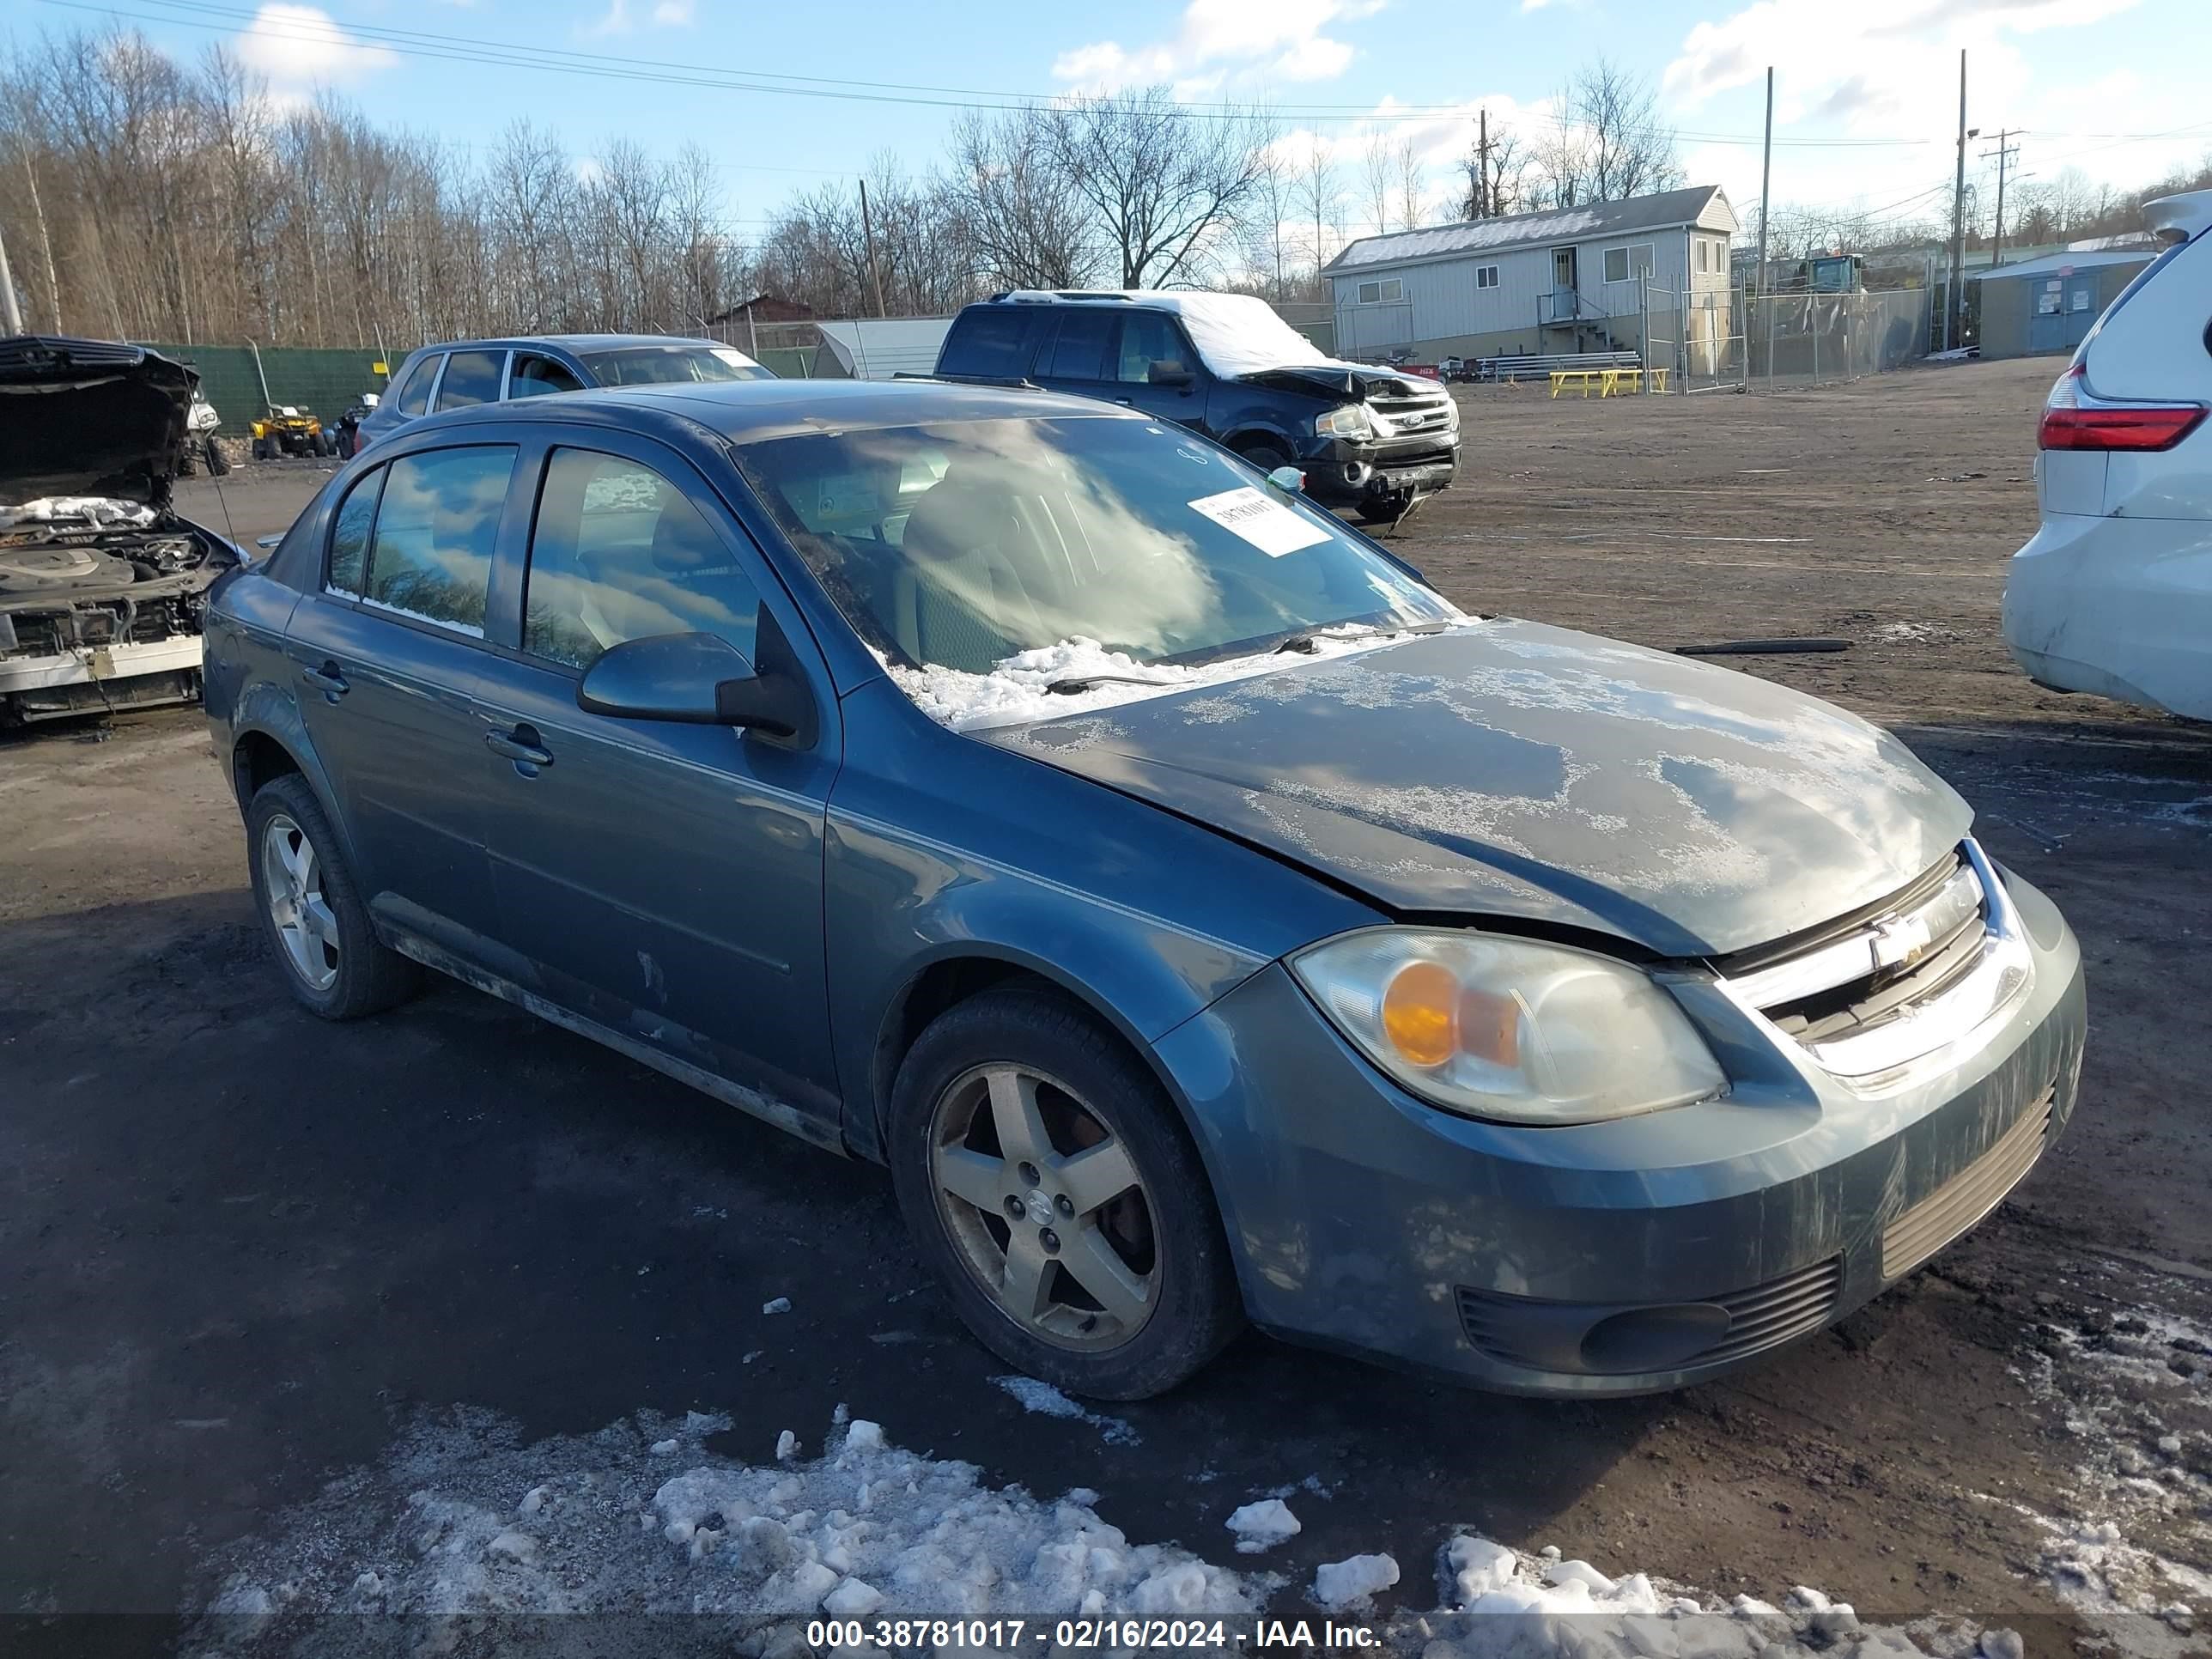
[0,495,160,530]
[880,623,1469,732]
[980,618,1972,957]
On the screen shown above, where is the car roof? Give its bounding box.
[387,376,1145,444]
[402,333,732,356]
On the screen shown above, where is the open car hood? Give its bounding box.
[0,336,197,508]
[978,620,1972,959]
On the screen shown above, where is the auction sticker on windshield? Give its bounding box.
[1188,487,1332,557]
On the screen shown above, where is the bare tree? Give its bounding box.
[1361,128,1393,234]
[1292,134,1343,276]
[1395,137,1423,232]
[1235,143,1297,299]
[950,107,1093,290]
[1533,58,1681,210]
[1460,121,1528,220]
[1046,87,1273,287]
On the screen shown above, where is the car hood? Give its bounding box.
[976,620,1972,958]
[0,336,197,507]
[1237,361,1443,402]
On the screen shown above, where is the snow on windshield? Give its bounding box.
[881,625,1466,732]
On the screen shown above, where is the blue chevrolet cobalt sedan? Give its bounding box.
[202,378,2085,1400]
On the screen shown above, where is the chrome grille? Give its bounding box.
[1881,1089,2053,1280]
[1716,839,2033,1079]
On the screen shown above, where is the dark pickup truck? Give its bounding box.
[934,291,1460,523]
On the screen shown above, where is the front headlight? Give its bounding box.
[1315,405,1372,440]
[1288,929,1726,1126]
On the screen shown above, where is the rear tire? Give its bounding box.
[887,988,1243,1401]
[205,437,230,476]
[245,775,421,1021]
[251,435,271,462]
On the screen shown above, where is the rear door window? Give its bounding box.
[939,308,1044,377]
[509,354,586,398]
[392,355,440,417]
[360,446,518,636]
[434,349,506,410]
[1045,310,1115,381]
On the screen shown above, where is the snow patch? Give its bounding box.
[884,626,1462,732]
[1313,1552,1398,1609]
[0,495,159,527]
[182,1405,1258,1650]
[357,595,486,639]
[993,1375,1140,1445]
[1224,1498,1301,1554]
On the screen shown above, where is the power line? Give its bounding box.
[56,0,2212,153]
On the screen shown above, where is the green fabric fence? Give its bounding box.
[137,343,392,435]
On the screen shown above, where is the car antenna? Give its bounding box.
[206,465,242,553]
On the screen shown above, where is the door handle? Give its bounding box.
[300,661,348,697]
[483,726,553,768]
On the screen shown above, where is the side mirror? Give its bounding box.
[1266,465,1305,495]
[1149,362,1195,389]
[576,629,817,744]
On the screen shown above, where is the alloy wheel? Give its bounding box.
[929,1064,1160,1351]
[260,812,339,993]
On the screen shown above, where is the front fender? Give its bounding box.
[822,679,1381,1162]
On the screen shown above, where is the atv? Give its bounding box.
[173,388,231,477]
[248,405,333,461]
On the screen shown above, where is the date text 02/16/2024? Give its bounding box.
[804,1619,1382,1650]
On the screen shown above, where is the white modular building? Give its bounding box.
[1324,185,1741,364]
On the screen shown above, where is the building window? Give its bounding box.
[1601,243,1655,284]
[1475,264,1499,289]
[1697,240,1711,274]
[1355,277,1403,304]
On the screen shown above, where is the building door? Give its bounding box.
[1553,248,1577,289]
[2027,272,2103,355]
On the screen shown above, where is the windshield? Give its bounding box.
[580,345,770,386]
[733,416,1455,677]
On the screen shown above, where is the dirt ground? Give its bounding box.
[3,360,2209,1651]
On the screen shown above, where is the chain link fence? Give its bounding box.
[1743,288,1932,389]
[1634,283,1933,394]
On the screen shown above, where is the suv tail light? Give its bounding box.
[2039,363,2207,452]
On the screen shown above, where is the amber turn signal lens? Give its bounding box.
[1381,959,1460,1067]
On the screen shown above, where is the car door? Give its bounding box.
[469,432,843,1125]
[282,441,525,953]
[1110,310,1208,430]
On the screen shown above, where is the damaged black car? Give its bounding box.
[0,337,242,724]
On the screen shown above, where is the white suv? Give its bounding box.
[2002,189,2212,720]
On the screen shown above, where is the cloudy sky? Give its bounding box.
[93,0,2212,237]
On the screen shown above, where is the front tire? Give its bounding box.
[245,775,421,1020]
[205,437,230,476]
[887,988,1243,1400]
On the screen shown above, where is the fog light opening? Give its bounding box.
[1578,1303,1732,1373]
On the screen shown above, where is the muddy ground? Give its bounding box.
[3,359,2209,1650]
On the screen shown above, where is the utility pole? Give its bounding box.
[1947,50,1975,352]
[858,178,888,319]
[0,223,21,334]
[1755,66,1774,297]
[1981,128,2023,270]
[1476,109,1491,217]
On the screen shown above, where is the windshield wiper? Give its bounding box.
[1270,619,1451,654]
[1043,672,1173,696]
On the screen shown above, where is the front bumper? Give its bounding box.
[1298,433,1461,505]
[1155,866,2086,1395]
[0,634,204,694]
